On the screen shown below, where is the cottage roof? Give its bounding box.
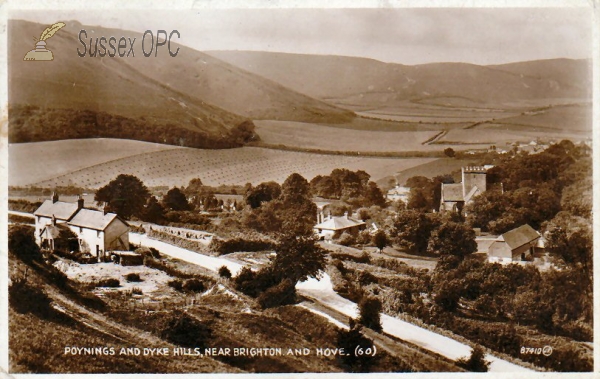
[34,200,80,220]
[464,185,481,203]
[442,183,464,202]
[387,186,411,196]
[40,223,70,238]
[68,208,126,231]
[314,216,365,231]
[498,224,540,250]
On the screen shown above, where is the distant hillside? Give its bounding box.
[8,20,353,146]
[207,51,591,109]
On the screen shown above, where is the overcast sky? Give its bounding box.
[11,7,593,65]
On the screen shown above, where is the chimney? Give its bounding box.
[52,192,59,203]
[103,202,108,215]
[77,195,84,209]
[343,211,348,220]
[51,214,56,226]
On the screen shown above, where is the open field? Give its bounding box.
[254,120,442,152]
[10,139,438,188]
[436,124,589,146]
[492,104,592,132]
[8,139,178,187]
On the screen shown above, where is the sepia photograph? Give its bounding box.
[2,1,596,375]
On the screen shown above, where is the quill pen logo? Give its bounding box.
[23,22,66,61]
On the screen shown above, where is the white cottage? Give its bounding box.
[68,208,130,261]
[34,193,130,261]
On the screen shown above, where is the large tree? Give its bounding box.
[244,181,281,209]
[427,220,476,258]
[162,187,190,211]
[95,174,150,219]
[271,234,326,284]
[393,210,437,253]
[280,173,317,235]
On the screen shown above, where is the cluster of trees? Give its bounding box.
[236,173,318,235]
[393,210,475,258]
[403,174,456,212]
[310,169,386,207]
[95,175,211,227]
[466,140,591,234]
[9,105,258,148]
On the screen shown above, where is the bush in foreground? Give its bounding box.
[9,277,53,318]
[218,265,232,279]
[337,321,378,372]
[161,311,212,349]
[257,279,297,309]
[456,346,489,372]
[358,297,382,332]
[125,273,142,282]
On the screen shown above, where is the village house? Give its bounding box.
[314,211,366,241]
[386,185,411,203]
[440,166,492,212]
[34,193,130,261]
[487,224,543,264]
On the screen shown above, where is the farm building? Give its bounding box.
[314,212,366,241]
[386,186,411,203]
[34,193,130,261]
[440,166,492,212]
[488,224,542,264]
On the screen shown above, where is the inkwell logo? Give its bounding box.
[23,22,66,61]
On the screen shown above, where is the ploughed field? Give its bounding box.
[9,139,437,189]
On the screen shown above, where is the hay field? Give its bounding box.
[9,138,178,186]
[10,139,438,188]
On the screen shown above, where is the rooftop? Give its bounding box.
[497,224,541,250]
[442,183,464,202]
[314,215,365,231]
[34,200,80,220]
[69,208,125,231]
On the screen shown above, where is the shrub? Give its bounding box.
[144,257,193,279]
[96,278,120,288]
[233,266,278,298]
[135,246,160,259]
[9,277,53,318]
[336,322,378,372]
[9,225,41,262]
[182,278,205,293]
[257,279,296,309]
[456,346,489,372]
[125,273,142,282]
[331,259,346,274]
[356,270,378,285]
[210,236,275,255]
[168,279,183,291]
[218,265,232,279]
[330,251,370,264]
[358,297,383,332]
[127,287,143,296]
[337,231,356,246]
[161,311,212,349]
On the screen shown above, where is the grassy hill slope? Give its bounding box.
[8,20,353,146]
[207,51,590,109]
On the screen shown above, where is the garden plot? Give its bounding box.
[53,260,175,299]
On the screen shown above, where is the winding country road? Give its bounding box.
[129,232,533,372]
